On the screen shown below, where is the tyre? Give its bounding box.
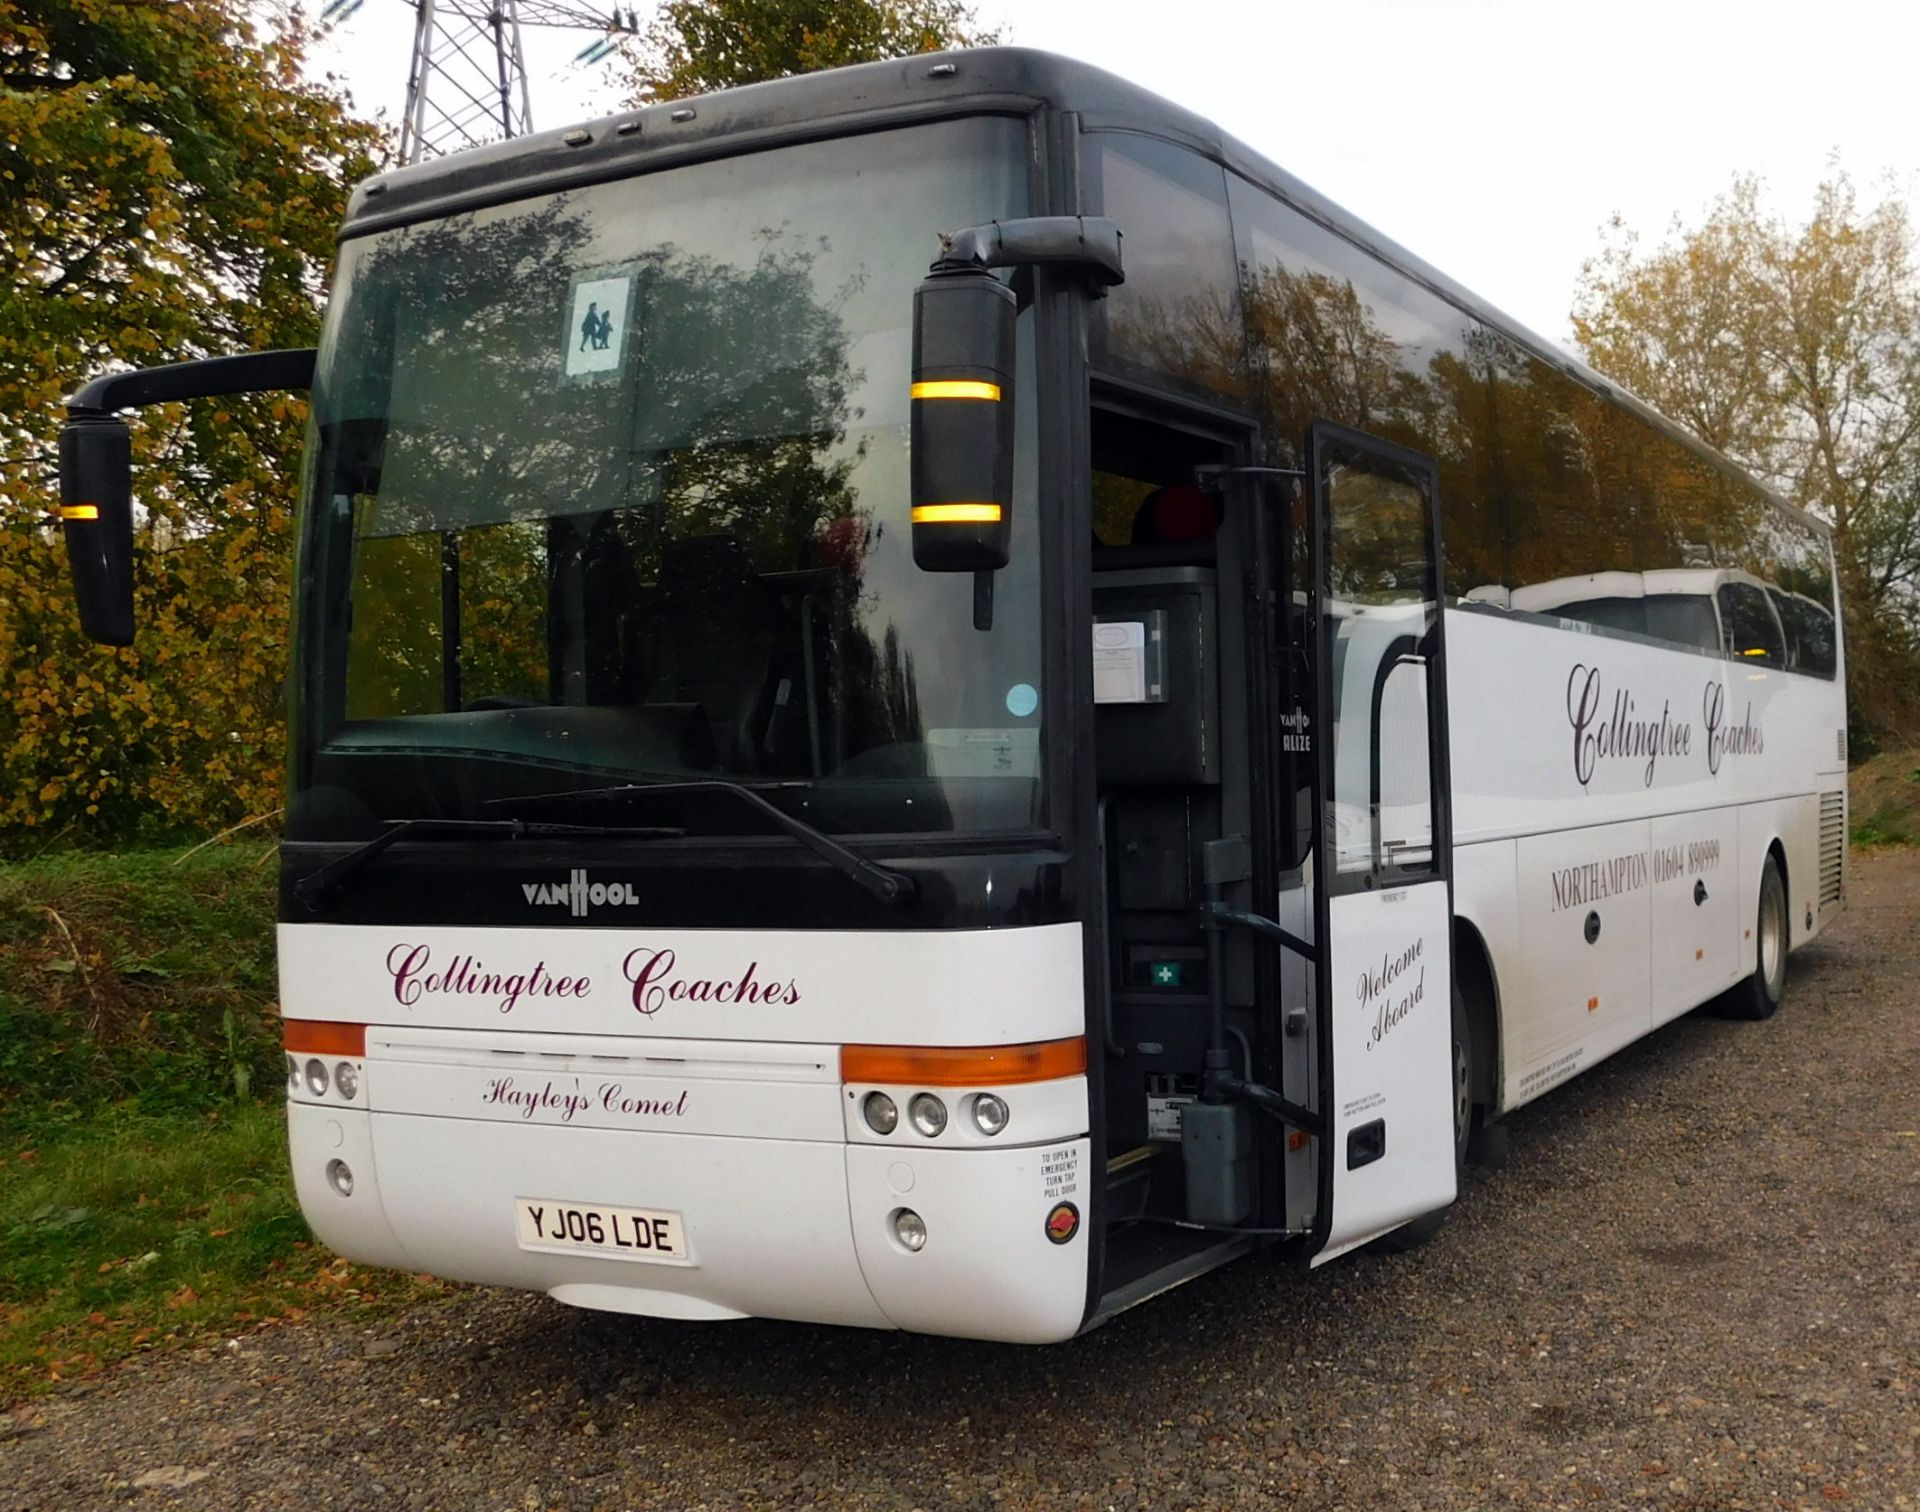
[1374,982,1471,1252]
[1722,851,1789,1021]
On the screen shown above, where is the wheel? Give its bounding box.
[1722,852,1788,1021]
[1374,982,1471,1251]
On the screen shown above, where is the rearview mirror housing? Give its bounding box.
[910,269,1017,573]
[57,416,136,646]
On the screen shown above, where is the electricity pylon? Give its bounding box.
[396,0,637,165]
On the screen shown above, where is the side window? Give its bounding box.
[1224,175,1494,590]
[1717,581,1786,666]
[1644,593,1722,653]
[1771,590,1837,676]
[1087,133,1246,403]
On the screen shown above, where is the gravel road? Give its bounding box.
[5,849,1917,1512]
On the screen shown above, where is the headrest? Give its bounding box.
[1131,484,1220,545]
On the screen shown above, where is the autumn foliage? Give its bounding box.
[0,0,379,846]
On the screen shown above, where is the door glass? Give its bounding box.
[1324,458,1437,875]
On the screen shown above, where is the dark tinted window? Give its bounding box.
[1770,587,1838,675]
[1089,134,1245,403]
[296,118,1044,837]
[1717,581,1786,666]
[1224,174,1494,581]
[1644,593,1722,652]
[1559,596,1646,635]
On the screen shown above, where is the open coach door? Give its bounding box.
[1307,421,1458,1262]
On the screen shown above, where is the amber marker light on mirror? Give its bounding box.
[909,380,1001,401]
[840,1036,1086,1087]
[910,503,1003,524]
[55,504,100,521]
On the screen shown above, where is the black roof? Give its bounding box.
[340,47,1819,536]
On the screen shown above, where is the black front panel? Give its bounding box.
[279,841,1071,933]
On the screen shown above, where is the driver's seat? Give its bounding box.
[647,535,782,770]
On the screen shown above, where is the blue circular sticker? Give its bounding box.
[1005,682,1039,718]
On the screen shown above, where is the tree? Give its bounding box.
[0,0,382,842]
[627,0,999,103]
[1574,175,1920,746]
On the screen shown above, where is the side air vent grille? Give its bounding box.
[1838,728,1847,763]
[1818,790,1845,908]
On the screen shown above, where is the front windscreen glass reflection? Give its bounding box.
[292,118,1039,838]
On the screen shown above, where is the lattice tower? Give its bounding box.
[398,0,635,165]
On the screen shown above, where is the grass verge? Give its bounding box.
[0,840,445,1404]
[1848,748,1920,847]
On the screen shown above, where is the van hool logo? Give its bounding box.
[521,869,639,917]
[1566,664,1764,789]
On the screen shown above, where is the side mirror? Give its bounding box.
[57,416,136,646]
[910,268,1016,573]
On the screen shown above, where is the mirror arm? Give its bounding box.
[66,347,317,419]
[930,216,1125,288]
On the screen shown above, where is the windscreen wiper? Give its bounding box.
[292,817,684,913]
[487,779,917,906]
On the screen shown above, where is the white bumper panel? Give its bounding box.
[288,1106,417,1274]
[312,1104,896,1329]
[288,1103,1096,1340]
[846,1138,1091,1344]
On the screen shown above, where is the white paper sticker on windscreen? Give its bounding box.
[565,274,632,378]
[1092,621,1148,704]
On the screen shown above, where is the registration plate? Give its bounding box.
[514,1198,688,1263]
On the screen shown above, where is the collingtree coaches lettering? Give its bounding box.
[621,948,802,1016]
[1566,664,1691,789]
[385,944,592,1014]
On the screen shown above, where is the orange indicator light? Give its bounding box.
[841,1036,1086,1087]
[283,1019,366,1057]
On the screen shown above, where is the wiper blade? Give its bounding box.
[487,779,917,906]
[292,817,684,913]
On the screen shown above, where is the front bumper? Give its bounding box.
[288,1102,1092,1343]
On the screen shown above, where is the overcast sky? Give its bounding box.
[305,0,1920,348]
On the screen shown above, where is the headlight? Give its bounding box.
[892,1208,927,1251]
[970,1093,1010,1136]
[286,1054,300,1092]
[334,1061,359,1100]
[908,1092,947,1138]
[861,1091,898,1134]
[304,1058,329,1098]
[326,1159,354,1198]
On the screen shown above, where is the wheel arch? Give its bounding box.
[1451,914,1502,1117]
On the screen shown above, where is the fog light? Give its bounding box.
[971,1093,1010,1136]
[908,1092,947,1138]
[861,1090,898,1134]
[334,1061,359,1100]
[892,1208,927,1251]
[286,1054,300,1092]
[326,1158,354,1198]
[304,1058,329,1098]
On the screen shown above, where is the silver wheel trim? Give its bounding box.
[1759,869,1787,1001]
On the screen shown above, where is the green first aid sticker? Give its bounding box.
[1151,962,1183,987]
